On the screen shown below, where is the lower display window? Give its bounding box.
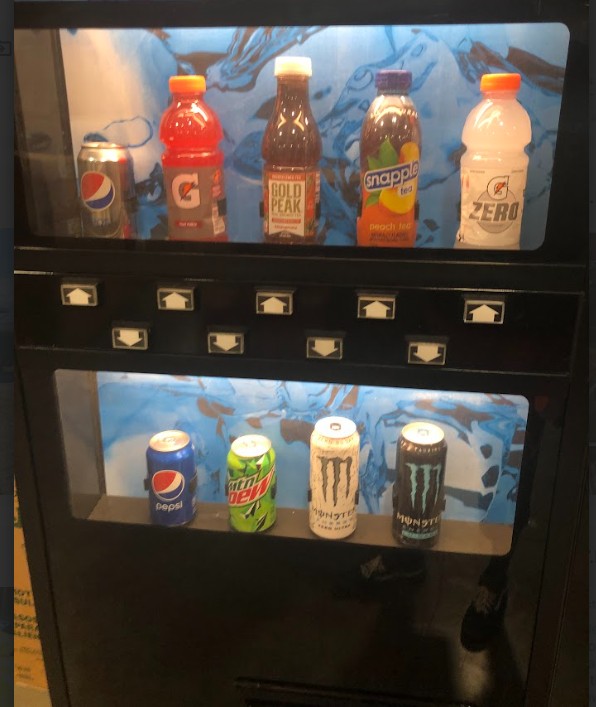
[56,370,528,555]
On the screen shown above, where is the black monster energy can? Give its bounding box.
[309,416,360,539]
[393,421,447,548]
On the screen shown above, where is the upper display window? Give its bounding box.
[15,23,569,250]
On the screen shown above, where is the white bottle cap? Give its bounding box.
[274,56,312,78]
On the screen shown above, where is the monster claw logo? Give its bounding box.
[405,463,442,514]
[318,456,353,506]
[172,172,201,209]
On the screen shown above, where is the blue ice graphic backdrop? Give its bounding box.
[97,372,528,525]
[60,24,568,249]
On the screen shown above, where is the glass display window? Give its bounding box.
[15,23,569,251]
[56,369,529,555]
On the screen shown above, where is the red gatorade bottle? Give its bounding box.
[160,75,227,241]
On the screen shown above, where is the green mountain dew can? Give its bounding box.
[226,434,277,532]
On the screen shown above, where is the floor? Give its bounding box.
[15,685,52,707]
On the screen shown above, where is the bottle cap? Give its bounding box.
[274,56,312,77]
[480,73,521,93]
[375,70,412,92]
[169,75,206,94]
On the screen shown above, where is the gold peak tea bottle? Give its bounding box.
[357,70,421,247]
[262,56,322,244]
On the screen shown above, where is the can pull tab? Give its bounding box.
[330,422,342,431]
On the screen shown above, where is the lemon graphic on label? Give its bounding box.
[379,141,419,214]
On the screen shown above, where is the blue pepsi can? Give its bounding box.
[145,430,197,526]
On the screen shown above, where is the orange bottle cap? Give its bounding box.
[169,75,206,94]
[480,73,521,93]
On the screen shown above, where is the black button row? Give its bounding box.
[60,281,506,325]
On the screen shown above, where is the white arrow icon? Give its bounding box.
[412,343,443,363]
[212,334,240,352]
[65,288,92,305]
[362,300,390,319]
[468,303,501,323]
[117,329,143,347]
[162,292,189,310]
[260,296,287,315]
[311,339,339,357]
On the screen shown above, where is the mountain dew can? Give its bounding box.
[226,435,276,532]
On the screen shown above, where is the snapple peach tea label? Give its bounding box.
[263,169,320,240]
[358,139,420,247]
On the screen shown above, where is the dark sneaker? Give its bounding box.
[360,551,426,582]
[334,550,426,599]
[460,583,508,652]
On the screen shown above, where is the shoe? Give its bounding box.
[360,551,426,582]
[460,583,508,652]
[334,550,426,599]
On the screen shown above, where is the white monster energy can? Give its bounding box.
[309,416,360,540]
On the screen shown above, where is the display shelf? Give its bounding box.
[87,495,513,556]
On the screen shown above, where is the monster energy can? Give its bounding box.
[309,416,360,540]
[393,421,447,548]
[226,435,277,532]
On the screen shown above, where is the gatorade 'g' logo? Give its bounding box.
[487,176,509,200]
[172,173,201,209]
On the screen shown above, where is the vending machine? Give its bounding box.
[14,0,588,705]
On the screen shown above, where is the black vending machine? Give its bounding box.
[14,0,587,705]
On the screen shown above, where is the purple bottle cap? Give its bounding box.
[375,70,412,92]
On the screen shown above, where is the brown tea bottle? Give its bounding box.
[261,56,322,244]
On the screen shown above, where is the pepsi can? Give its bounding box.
[392,421,447,548]
[145,430,197,526]
[77,141,137,238]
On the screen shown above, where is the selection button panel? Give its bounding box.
[407,340,447,366]
[464,298,505,325]
[357,293,396,320]
[306,336,343,360]
[112,327,149,351]
[208,331,245,355]
[61,283,99,307]
[256,290,294,316]
[157,287,195,311]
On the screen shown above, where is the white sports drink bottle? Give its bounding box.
[456,73,532,249]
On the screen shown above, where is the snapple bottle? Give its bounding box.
[262,57,322,244]
[357,70,421,247]
[160,75,227,241]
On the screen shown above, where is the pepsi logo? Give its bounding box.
[151,470,185,502]
[81,171,115,210]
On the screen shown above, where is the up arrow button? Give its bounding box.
[464,297,505,325]
[256,290,294,316]
[357,293,396,320]
[61,282,99,307]
[157,287,195,311]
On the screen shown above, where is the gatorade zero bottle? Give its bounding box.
[357,70,421,247]
[457,73,531,249]
[160,75,227,241]
[262,56,322,244]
